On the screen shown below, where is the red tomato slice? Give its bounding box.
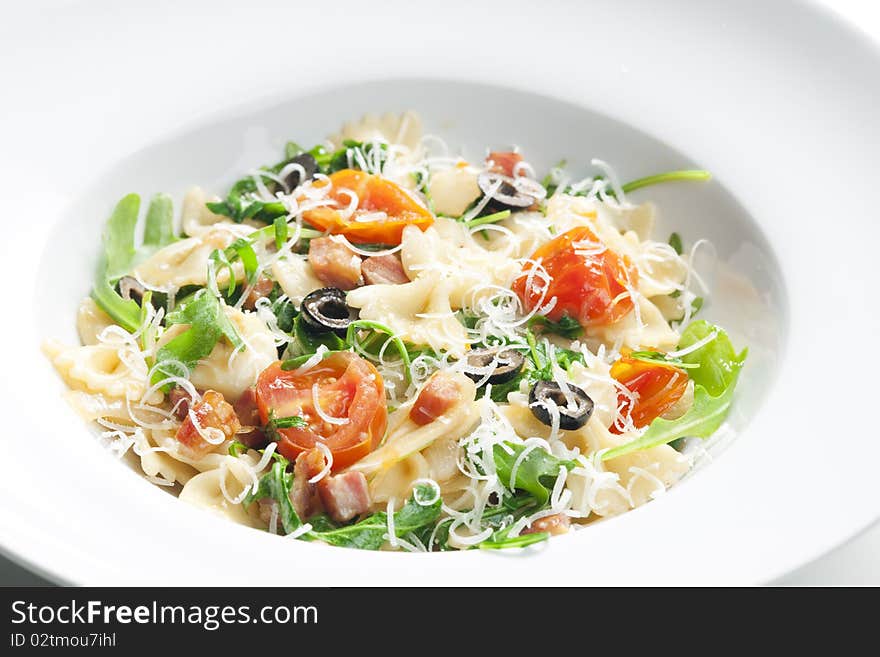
[302,169,433,244]
[255,352,387,470]
[511,226,638,327]
[609,352,688,433]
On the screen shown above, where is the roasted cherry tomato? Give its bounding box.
[512,226,638,327]
[486,151,524,177]
[609,351,688,433]
[302,169,433,244]
[255,352,387,470]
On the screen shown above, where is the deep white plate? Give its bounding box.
[1,0,878,585]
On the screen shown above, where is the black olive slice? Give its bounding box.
[281,153,318,192]
[300,287,356,337]
[529,380,594,430]
[477,172,535,210]
[463,348,525,385]
[118,276,146,304]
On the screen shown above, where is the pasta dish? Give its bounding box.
[44,112,746,551]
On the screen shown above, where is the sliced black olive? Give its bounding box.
[118,276,146,304]
[477,172,535,210]
[463,348,525,385]
[281,153,318,192]
[300,287,356,337]
[529,380,594,431]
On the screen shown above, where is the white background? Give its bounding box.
[0,0,878,586]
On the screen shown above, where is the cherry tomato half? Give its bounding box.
[255,352,387,470]
[512,226,639,327]
[302,169,433,244]
[609,352,688,433]
[486,151,524,177]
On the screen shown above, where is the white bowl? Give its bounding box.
[1,0,878,585]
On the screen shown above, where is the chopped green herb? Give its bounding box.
[668,232,683,255]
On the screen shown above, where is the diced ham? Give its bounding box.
[486,151,524,177]
[317,471,371,522]
[233,387,268,449]
[291,447,326,520]
[409,372,460,426]
[242,275,275,310]
[308,237,363,290]
[522,513,571,536]
[361,254,409,285]
[168,385,192,421]
[174,390,240,456]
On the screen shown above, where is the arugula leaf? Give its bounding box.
[92,194,178,332]
[273,215,288,250]
[528,314,583,339]
[677,320,746,396]
[205,224,321,299]
[151,292,243,386]
[270,413,308,429]
[540,159,567,198]
[621,170,712,194]
[206,144,302,224]
[264,409,308,442]
[280,349,342,371]
[479,531,549,550]
[553,168,710,200]
[228,440,248,457]
[629,349,700,369]
[229,238,258,282]
[103,194,139,282]
[92,257,141,333]
[486,372,532,403]
[345,319,418,384]
[602,383,738,461]
[602,321,747,460]
[308,483,442,550]
[481,330,585,402]
[142,193,176,251]
[245,457,303,535]
[289,314,347,356]
[493,442,577,506]
[209,139,386,223]
[465,209,511,229]
[284,141,304,160]
[270,295,297,334]
[313,140,389,175]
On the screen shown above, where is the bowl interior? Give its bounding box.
[36,77,787,487]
